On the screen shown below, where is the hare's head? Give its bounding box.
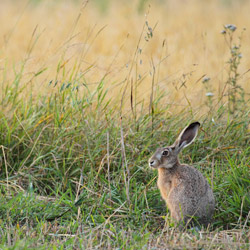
[149,122,200,169]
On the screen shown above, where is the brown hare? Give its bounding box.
[149,122,215,228]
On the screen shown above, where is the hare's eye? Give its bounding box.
[162,150,169,156]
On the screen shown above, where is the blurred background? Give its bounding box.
[1,0,249,112]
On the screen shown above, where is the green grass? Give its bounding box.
[0,71,249,249]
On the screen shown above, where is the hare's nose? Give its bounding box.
[149,160,155,166]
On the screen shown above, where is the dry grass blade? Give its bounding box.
[120,116,130,205]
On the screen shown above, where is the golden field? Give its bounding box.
[1,0,250,111]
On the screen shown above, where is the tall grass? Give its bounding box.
[1,59,249,248]
[0,0,250,248]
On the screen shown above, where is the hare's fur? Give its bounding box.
[149,122,215,228]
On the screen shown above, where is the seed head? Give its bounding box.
[224,24,237,32]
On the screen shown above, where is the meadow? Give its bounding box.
[0,0,250,249]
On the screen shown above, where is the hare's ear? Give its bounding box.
[173,122,200,153]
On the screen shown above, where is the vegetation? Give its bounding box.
[0,0,250,249]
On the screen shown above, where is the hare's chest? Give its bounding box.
[157,176,172,202]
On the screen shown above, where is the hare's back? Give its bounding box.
[169,165,214,222]
[176,165,209,198]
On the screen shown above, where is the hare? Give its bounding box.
[149,122,215,228]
